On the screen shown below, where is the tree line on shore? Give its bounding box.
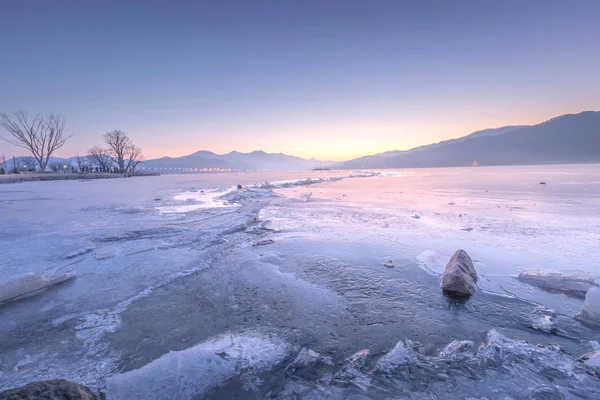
[0,110,143,175]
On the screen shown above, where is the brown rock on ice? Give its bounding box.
[0,379,99,400]
[441,250,477,298]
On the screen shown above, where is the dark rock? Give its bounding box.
[0,380,99,400]
[237,184,242,190]
[441,250,477,298]
[539,181,547,185]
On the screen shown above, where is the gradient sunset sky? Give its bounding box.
[1,0,599,161]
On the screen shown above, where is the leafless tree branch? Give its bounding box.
[103,130,143,173]
[0,110,74,172]
[87,146,114,172]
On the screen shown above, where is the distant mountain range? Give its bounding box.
[4,111,598,173]
[141,150,330,172]
[2,151,330,173]
[335,111,600,169]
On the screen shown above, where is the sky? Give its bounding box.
[0,0,599,161]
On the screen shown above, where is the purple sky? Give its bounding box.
[1,0,599,161]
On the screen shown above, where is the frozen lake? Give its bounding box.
[1,164,600,399]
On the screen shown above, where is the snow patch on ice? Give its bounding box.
[157,187,239,213]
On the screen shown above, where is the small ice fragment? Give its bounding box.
[222,224,247,235]
[94,248,117,260]
[530,306,557,333]
[286,347,333,380]
[64,246,95,259]
[376,339,414,373]
[439,340,474,359]
[253,239,275,247]
[333,349,370,381]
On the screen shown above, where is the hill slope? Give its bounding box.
[337,111,600,169]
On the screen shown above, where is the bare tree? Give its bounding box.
[0,111,73,172]
[0,154,6,174]
[124,144,143,173]
[87,146,114,172]
[103,130,143,173]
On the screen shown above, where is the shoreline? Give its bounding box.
[0,172,160,184]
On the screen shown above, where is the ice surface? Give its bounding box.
[2,165,600,398]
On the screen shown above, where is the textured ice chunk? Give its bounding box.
[105,331,291,400]
[530,306,558,333]
[0,268,76,303]
[286,347,334,380]
[333,349,371,390]
[577,287,600,325]
[477,329,574,377]
[287,348,333,370]
[578,351,600,368]
[518,272,597,298]
[375,339,415,373]
[439,340,475,359]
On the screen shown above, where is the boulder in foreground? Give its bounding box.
[441,249,477,298]
[0,379,99,400]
